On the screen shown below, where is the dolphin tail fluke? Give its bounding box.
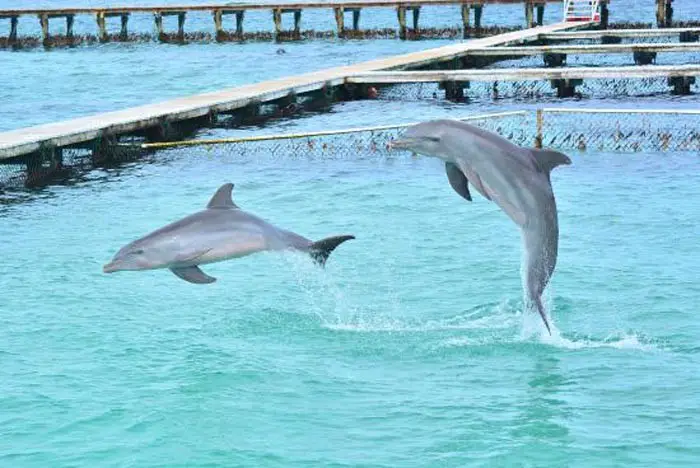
[308,235,355,267]
[533,295,552,335]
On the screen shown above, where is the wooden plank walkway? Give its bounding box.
[2,1,563,16]
[467,42,700,55]
[347,63,700,81]
[0,21,588,161]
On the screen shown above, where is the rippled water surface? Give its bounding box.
[2,1,700,466]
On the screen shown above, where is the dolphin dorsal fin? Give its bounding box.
[207,183,239,209]
[530,148,572,174]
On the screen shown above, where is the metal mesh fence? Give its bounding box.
[378,78,700,102]
[1,109,699,192]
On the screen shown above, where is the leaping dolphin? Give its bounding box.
[103,183,354,284]
[391,119,571,334]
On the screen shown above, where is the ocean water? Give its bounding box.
[2,144,700,466]
[3,1,700,466]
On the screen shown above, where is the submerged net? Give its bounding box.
[1,109,699,191]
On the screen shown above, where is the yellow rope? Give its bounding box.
[140,110,528,149]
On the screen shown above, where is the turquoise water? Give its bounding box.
[3,1,700,465]
[2,145,700,466]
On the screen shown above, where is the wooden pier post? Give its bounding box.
[272,8,282,38]
[96,12,107,42]
[599,1,609,29]
[543,52,566,67]
[236,11,244,36]
[633,51,656,65]
[154,12,164,40]
[656,0,673,28]
[461,5,470,38]
[668,76,694,95]
[293,10,302,36]
[351,8,361,30]
[213,9,223,39]
[25,146,63,189]
[551,78,581,98]
[524,2,534,28]
[535,109,543,148]
[397,7,407,40]
[473,5,483,29]
[39,14,49,44]
[334,7,345,36]
[9,16,18,43]
[535,3,545,26]
[177,12,186,41]
[120,14,129,40]
[66,15,74,39]
[412,7,420,33]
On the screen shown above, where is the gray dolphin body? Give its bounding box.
[103,183,354,284]
[392,119,571,334]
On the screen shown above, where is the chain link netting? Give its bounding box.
[378,77,700,102]
[2,110,699,192]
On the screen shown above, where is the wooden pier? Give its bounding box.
[542,27,700,41]
[465,41,700,65]
[348,64,700,96]
[1,0,566,45]
[0,21,588,166]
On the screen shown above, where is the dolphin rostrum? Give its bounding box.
[391,119,571,334]
[103,183,354,284]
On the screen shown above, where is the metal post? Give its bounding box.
[352,9,361,30]
[535,109,543,148]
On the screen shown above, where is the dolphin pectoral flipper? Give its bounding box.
[170,266,217,284]
[445,162,472,201]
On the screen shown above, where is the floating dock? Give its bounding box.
[0,0,582,45]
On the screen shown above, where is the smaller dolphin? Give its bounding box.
[103,183,354,284]
[391,119,571,334]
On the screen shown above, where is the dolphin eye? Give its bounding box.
[131,249,144,255]
[424,136,440,142]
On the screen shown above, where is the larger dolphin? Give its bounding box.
[103,183,354,284]
[391,119,571,334]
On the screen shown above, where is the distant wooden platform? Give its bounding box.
[1,0,568,46]
[0,21,589,161]
[347,63,700,82]
[1,1,564,16]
